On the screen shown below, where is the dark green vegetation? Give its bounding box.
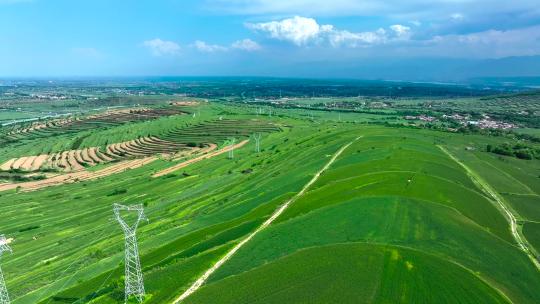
[487,142,540,160]
[0,80,539,304]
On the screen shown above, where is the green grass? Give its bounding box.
[523,222,540,254]
[208,196,540,303]
[185,243,510,304]
[0,103,539,304]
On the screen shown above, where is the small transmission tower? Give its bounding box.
[253,133,262,153]
[0,235,13,304]
[114,204,148,303]
[228,138,236,159]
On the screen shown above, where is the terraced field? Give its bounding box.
[0,108,186,144]
[0,136,188,172]
[0,103,538,304]
[0,118,280,192]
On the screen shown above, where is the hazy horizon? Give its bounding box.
[2,0,540,80]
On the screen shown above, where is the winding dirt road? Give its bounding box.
[438,145,540,271]
[171,136,361,303]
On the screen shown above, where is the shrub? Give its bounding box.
[107,188,127,196]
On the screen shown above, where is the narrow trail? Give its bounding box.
[171,136,361,303]
[153,141,246,178]
[438,145,540,271]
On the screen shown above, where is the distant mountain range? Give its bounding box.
[282,56,540,84]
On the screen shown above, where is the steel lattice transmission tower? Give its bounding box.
[252,133,262,153]
[0,235,13,304]
[114,204,148,303]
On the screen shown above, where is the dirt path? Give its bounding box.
[438,145,540,271]
[171,136,361,303]
[153,142,242,178]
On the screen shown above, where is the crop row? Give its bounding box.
[0,136,188,172]
[2,108,185,142]
[161,119,281,143]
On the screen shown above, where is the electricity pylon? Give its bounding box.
[114,204,148,303]
[228,138,236,159]
[253,133,261,153]
[0,235,12,304]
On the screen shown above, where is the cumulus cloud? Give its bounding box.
[192,40,228,52]
[231,39,261,51]
[390,24,411,39]
[412,25,540,58]
[143,38,181,56]
[247,16,331,46]
[191,39,262,52]
[248,16,411,47]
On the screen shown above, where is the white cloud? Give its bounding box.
[328,28,388,47]
[390,24,411,39]
[246,16,330,46]
[143,38,181,56]
[415,25,540,58]
[231,39,261,51]
[191,39,262,52]
[192,40,228,52]
[248,16,412,47]
[450,13,465,21]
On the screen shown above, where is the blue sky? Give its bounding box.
[1,0,540,79]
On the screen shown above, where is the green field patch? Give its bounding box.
[523,222,540,254]
[502,193,540,221]
[281,170,511,242]
[186,243,510,304]
[210,197,540,303]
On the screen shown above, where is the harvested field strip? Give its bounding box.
[108,143,125,157]
[0,157,157,192]
[59,151,70,171]
[11,157,29,170]
[20,156,37,171]
[119,141,142,156]
[0,135,193,174]
[74,150,86,166]
[95,148,114,162]
[67,150,84,171]
[30,155,48,171]
[153,140,246,177]
[80,148,95,164]
[0,159,16,171]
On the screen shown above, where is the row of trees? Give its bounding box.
[487,143,540,160]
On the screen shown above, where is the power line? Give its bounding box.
[114,203,148,303]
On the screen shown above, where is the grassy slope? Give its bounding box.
[197,128,540,304]
[185,243,510,304]
[523,222,540,254]
[1,116,358,303]
[0,105,539,303]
